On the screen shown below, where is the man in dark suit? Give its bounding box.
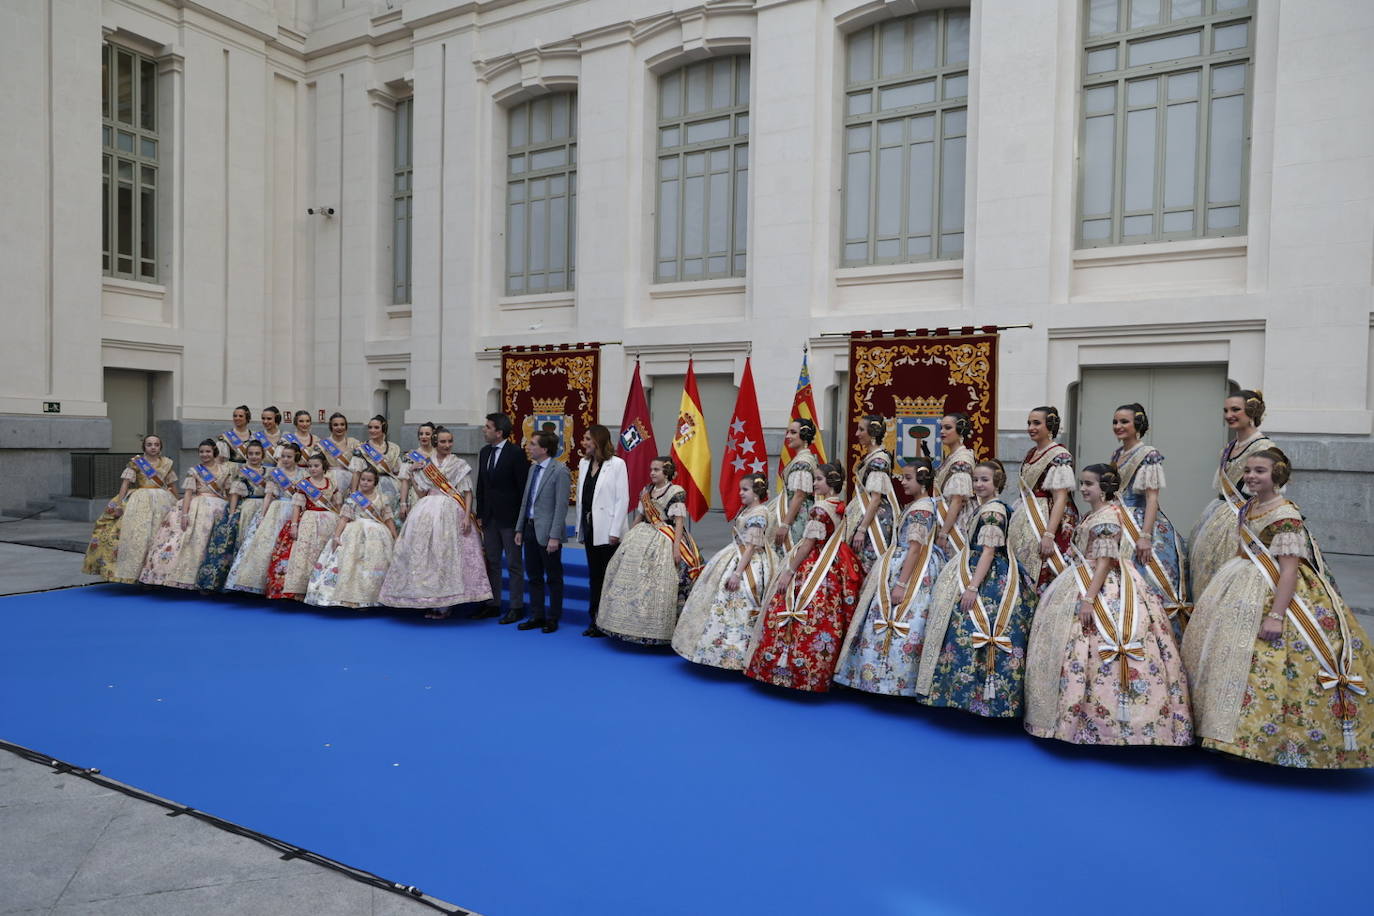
[512,431,570,633]
[476,412,528,621]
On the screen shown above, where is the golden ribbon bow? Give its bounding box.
[1317,671,1368,696]
[872,615,911,645]
[969,630,1013,653]
[773,606,808,628]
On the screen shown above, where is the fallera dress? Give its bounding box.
[1188,431,1274,597]
[1112,443,1190,636]
[89,457,177,584]
[305,493,396,608]
[744,497,864,692]
[349,440,404,517]
[766,451,818,553]
[1007,442,1078,593]
[599,484,703,645]
[224,466,306,594]
[841,447,898,575]
[139,462,234,589]
[1183,498,1374,768]
[932,444,977,551]
[264,477,340,600]
[1023,503,1193,746]
[834,496,947,697]
[672,503,777,669]
[194,464,269,592]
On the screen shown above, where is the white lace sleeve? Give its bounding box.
[120,466,137,483]
[1087,523,1123,560]
[1133,452,1167,492]
[1268,530,1307,558]
[1043,459,1075,492]
[667,501,688,520]
[802,518,827,541]
[943,469,973,498]
[787,466,814,494]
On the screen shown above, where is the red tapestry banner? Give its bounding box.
[846,328,998,486]
[501,344,601,493]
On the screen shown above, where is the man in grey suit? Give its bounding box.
[511,430,571,633]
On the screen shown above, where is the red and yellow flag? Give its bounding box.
[671,360,712,521]
[778,349,827,478]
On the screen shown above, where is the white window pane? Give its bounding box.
[711,59,732,110]
[736,59,750,105]
[1082,218,1112,240]
[1164,101,1198,208]
[940,136,965,233]
[1172,0,1202,18]
[509,274,525,292]
[530,273,546,290]
[1085,85,1116,115]
[709,148,729,172]
[1086,47,1118,74]
[708,171,729,252]
[531,178,546,198]
[943,11,969,66]
[1124,107,1157,211]
[734,166,748,253]
[1123,213,1153,235]
[530,148,567,170]
[686,63,708,114]
[944,108,967,136]
[875,239,900,259]
[944,74,968,100]
[658,179,678,259]
[660,72,681,118]
[683,175,705,255]
[1082,114,1116,215]
[549,197,567,270]
[736,114,749,136]
[509,154,525,175]
[685,117,731,144]
[847,91,873,116]
[1213,22,1248,52]
[551,94,570,139]
[910,114,935,141]
[530,199,547,270]
[1128,30,1201,67]
[1212,63,1245,94]
[508,182,525,203]
[940,232,963,255]
[660,126,679,148]
[876,146,902,236]
[880,80,935,111]
[847,125,871,152]
[531,97,551,143]
[1208,205,1240,229]
[848,28,874,84]
[879,119,903,146]
[686,152,706,176]
[550,175,566,195]
[140,138,156,159]
[1167,71,1198,100]
[844,242,868,262]
[658,261,676,280]
[683,258,703,277]
[1128,78,1157,106]
[880,20,906,77]
[845,151,870,240]
[508,202,525,272]
[735,145,749,169]
[548,271,565,289]
[1131,0,1161,29]
[1162,210,1193,232]
[907,236,931,257]
[660,156,679,180]
[907,142,934,234]
[1088,0,1119,36]
[708,255,727,274]
[1216,0,1248,9]
[734,254,746,273]
[1207,93,1244,204]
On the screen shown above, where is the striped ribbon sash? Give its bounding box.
[773,519,846,669]
[959,540,1022,700]
[320,437,345,461]
[220,429,251,461]
[296,478,338,514]
[347,490,385,524]
[1019,477,1068,579]
[771,493,793,552]
[356,442,393,475]
[1070,545,1142,723]
[934,497,968,554]
[131,455,171,491]
[1238,516,1366,750]
[872,530,936,651]
[191,464,225,498]
[854,487,890,555]
[413,455,477,524]
[643,491,704,574]
[1114,504,1190,621]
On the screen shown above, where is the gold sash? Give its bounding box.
[958,522,1022,700]
[773,502,846,668]
[1069,543,1141,723]
[935,497,968,553]
[420,460,477,526]
[872,506,937,651]
[852,452,896,554]
[1114,503,1189,621]
[643,490,704,574]
[1019,477,1068,579]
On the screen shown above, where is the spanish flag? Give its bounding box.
[671,360,712,521]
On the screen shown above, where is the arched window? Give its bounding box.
[655,56,750,282]
[841,9,969,266]
[507,93,577,294]
[1079,0,1253,246]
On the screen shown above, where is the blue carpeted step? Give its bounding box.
[491,543,593,621]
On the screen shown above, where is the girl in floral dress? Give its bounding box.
[1024,464,1193,746]
[1110,403,1190,636]
[834,458,946,697]
[264,453,339,600]
[917,460,1038,718]
[599,457,703,644]
[769,419,820,553]
[1188,389,1274,597]
[744,462,864,692]
[224,444,306,594]
[1183,448,1374,768]
[1007,406,1078,593]
[195,440,270,592]
[843,415,898,575]
[305,468,398,608]
[932,413,977,555]
[84,435,177,582]
[140,439,234,589]
[673,475,777,669]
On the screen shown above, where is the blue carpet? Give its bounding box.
[2,555,1371,916]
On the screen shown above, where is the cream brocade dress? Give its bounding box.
[766,452,818,552]
[224,467,306,594]
[138,463,234,588]
[1023,503,1193,746]
[1007,443,1078,592]
[103,458,178,584]
[1183,499,1374,768]
[933,444,977,542]
[841,447,898,574]
[323,436,361,495]
[269,479,341,599]
[1187,432,1274,597]
[671,504,777,669]
[305,498,396,608]
[599,484,697,644]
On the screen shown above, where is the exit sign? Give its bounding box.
[43,402,61,413]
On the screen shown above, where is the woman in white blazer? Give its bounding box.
[576,425,630,637]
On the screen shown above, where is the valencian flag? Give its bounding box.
[617,360,658,498]
[778,348,827,477]
[671,359,712,521]
[719,357,767,520]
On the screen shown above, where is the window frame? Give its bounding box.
[102,41,160,282]
[505,93,578,296]
[392,97,414,305]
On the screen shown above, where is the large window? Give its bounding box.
[655,56,749,282]
[393,98,413,304]
[506,94,577,295]
[842,10,969,267]
[1079,0,1253,247]
[102,42,159,281]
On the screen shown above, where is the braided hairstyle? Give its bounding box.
[1251,446,1292,488]
[655,455,677,481]
[946,412,972,441]
[862,414,886,444]
[1031,405,1062,439]
[1082,462,1121,501]
[793,418,817,444]
[749,475,769,502]
[974,459,1006,491]
[197,437,218,456]
[818,461,845,495]
[279,442,304,464]
[1236,388,1266,425]
[1116,402,1149,436]
[906,456,935,493]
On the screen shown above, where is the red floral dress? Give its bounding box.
[745,498,864,692]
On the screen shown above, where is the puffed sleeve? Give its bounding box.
[667,491,688,520]
[907,507,936,544]
[339,501,358,521]
[348,454,366,473]
[120,465,137,483]
[863,454,892,494]
[1087,522,1123,560]
[740,514,768,547]
[164,466,177,485]
[376,502,394,522]
[1266,517,1307,558]
[802,505,828,541]
[787,464,815,496]
[1133,450,1167,492]
[976,508,1007,547]
[230,478,248,497]
[181,474,201,494]
[291,490,308,509]
[1043,453,1075,491]
[397,460,414,481]
[943,462,973,498]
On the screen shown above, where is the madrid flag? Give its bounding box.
[778,349,827,478]
[617,360,658,498]
[719,358,767,520]
[671,360,712,521]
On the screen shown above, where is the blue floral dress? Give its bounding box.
[916,499,1038,718]
[195,468,268,591]
[1112,443,1189,638]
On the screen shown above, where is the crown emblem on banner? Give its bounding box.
[531,396,566,414]
[893,395,947,416]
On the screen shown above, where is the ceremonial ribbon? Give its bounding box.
[269,467,297,491]
[775,500,846,668]
[295,477,339,514]
[642,490,704,576]
[320,437,345,461]
[348,490,386,524]
[1238,506,1366,751]
[131,455,172,492]
[1069,539,1142,723]
[191,463,225,498]
[852,451,896,555]
[872,505,937,651]
[220,429,251,461]
[958,516,1022,700]
[356,441,394,475]
[240,466,266,487]
[1019,476,1068,579]
[411,453,480,529]
[1114,503,1190,622]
